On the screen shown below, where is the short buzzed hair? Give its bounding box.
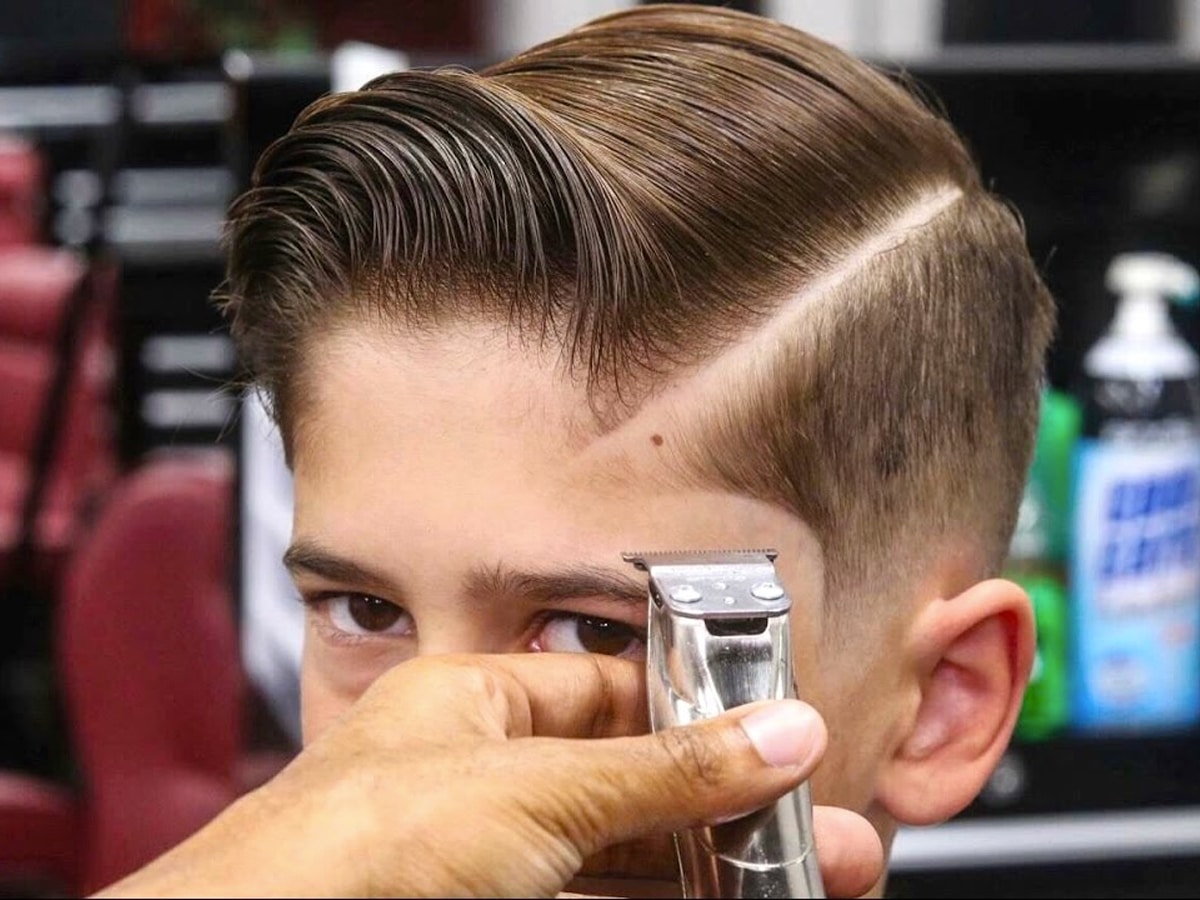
[219,4,1055,606]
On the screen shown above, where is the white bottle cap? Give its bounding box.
[1086,252,1200,380]
[1107,252,1199,298]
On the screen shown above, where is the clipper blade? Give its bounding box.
[621,548,778,570]
[623,549,788,619]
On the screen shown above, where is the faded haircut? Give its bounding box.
[218,4,1056,602]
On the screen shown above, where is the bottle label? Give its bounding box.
[1071,437,1200,730]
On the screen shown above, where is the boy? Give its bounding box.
[101,4,1053,897]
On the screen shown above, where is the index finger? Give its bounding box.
[377,652,650,740]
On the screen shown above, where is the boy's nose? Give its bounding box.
[412,614,518,657]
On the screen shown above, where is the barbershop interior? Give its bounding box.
[5,1,1200,897]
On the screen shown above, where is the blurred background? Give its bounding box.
[4,1,1200,897]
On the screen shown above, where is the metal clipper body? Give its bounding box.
[624,550,824,900]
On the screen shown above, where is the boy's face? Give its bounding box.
[289,321,907,817]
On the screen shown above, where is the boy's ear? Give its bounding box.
[876,578,1035,826]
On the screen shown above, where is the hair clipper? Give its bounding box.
[623,550,824,899]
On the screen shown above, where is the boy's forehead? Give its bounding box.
[295,319,703,486]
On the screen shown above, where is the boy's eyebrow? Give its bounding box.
[466,564,648,607]
[283,539,397,595]
[283,539,647,606]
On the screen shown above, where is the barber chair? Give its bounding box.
[0,453,266,895]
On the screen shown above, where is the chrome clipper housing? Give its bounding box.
[623,550,824,899]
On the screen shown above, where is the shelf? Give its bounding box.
[893,806,1200,871]
[881,42,1200,73]
[0,81,230,133]
[0,84,118,132]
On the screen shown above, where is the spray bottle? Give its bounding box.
[1071,251,1200,733]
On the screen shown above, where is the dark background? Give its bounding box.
[5,2,1200,897]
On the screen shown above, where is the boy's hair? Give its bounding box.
[219,4,1055,605]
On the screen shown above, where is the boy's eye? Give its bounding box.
[537,615,645,660]
[327,594,414,637]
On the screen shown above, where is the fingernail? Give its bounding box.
[740,701,822,768]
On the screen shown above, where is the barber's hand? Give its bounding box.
[95,654,884,899]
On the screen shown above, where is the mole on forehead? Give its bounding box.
[564,387,713,496]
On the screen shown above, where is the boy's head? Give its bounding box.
[221,3,1054,889]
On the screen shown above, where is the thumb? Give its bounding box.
[543,699,826,857]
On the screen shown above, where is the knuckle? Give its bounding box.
[583,654,615,737]
[369,656,514,736]
[451,659,506,701]
[658,726,727,789]
[388,654,502,698]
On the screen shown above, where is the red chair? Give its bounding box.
[0,135,42,247]
[0,452,248,895]
[60,451,245,894]
[0,246,118,588]
[0,771,77,894]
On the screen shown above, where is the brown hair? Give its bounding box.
[219,4,1056,603]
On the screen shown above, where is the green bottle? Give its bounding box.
[1033,388,1082,563]
[1014,570,1070,741]
[1007,389,1076,741]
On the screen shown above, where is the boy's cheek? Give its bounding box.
[299,652,372,744]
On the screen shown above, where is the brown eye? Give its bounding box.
[538,615,646,659]
[576,617,641,655]
[328,595,413,636]
[348,596,404,631]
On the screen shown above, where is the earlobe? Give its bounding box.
[876,578,1035,826]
